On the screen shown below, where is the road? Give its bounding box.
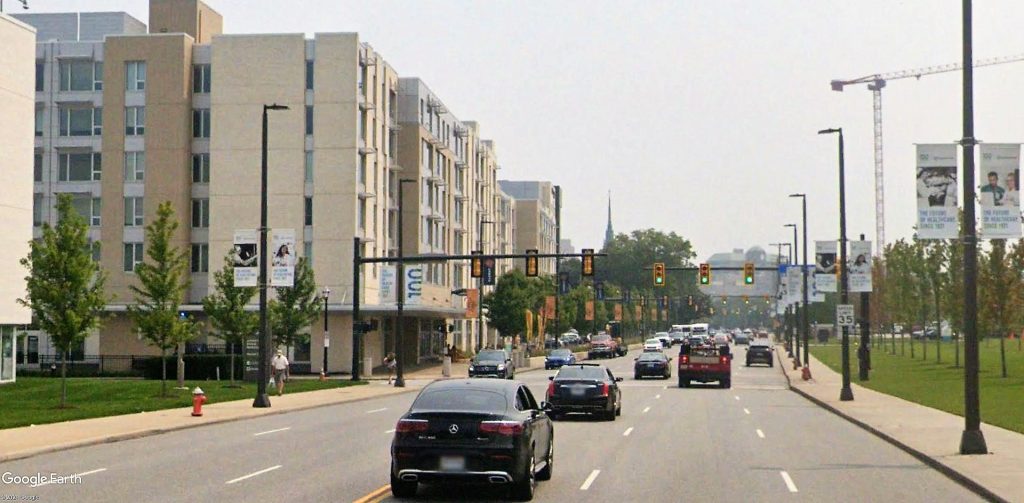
[2,345,982,502]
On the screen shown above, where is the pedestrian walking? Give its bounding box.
[271,350,289,396]
[384,352,397,384]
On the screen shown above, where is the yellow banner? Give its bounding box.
[585,300,595,321]
[614,304,622,321]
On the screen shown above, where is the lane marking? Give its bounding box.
[662,385,668,389]
[353,484,392,503]
[642,406,651,414]
[31,468,106,488]
[780,471,798,493]
[623,427,634,437]
[757,429,765,439]
[734,395,740,400]
[366,407,388,414]
[226,465,281,485]
[253,427,291,436]
[385,428,396,434]
[655,394,661,399]
[744,408,751,415]
[580,469,601,490]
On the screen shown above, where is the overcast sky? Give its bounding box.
[21,0,1024,261]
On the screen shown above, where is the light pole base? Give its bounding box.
[394,377,406,388]
[839,387,854,401]
[959,429,988,455]
[253,393,271,408]
[801,366,812,380]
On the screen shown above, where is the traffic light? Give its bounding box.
[743,262,755,285]
[471,250,483,278]
[743,295,749,304]
[653,262,666,287]
[525,249,538,277]
[687,295,693,306]
[699,263,710,285]
[581,248,595,277]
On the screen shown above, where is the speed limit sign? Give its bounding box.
[836,304,855,327]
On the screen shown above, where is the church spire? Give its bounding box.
[604,190,614,247]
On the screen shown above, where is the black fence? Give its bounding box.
[25,353,246,379]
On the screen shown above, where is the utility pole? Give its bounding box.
[554,186,562,334]
[858,233,871,381]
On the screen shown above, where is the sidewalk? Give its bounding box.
[780,349,1021,503]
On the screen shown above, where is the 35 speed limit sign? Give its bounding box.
[836,304,855,327]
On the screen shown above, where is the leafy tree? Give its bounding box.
[270,257,322,351]
[128,201,197,397]
[942,237,966,367]
[923,241,948,362]
[484,270,549,340]
[979,240,1019,377]
[19,194,109,408]
[202,251,258,385]
[884,239,924,356]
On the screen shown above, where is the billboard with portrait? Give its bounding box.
[916,144,958,239]
[979,144,1021,239]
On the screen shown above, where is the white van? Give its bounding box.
[669,324,691,344]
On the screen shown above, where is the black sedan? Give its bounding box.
[745,342,774,367]
[390,379,554,500]
[469,349,515,379]
[634,352,672,380]
[545,364,622,421]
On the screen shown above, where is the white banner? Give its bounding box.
[786,265,802,305]
[775,265,788,314]
[979,143,1022,239]
[916,144,959,239]
[379,265,397,304]
[814,241,837,293]
[270,229,296,287]
[849,240,873,293]
[232,229,258,287]
[404,265,423,306]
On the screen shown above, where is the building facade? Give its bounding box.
[498,180,558,275]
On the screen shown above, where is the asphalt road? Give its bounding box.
[2,345,982,502]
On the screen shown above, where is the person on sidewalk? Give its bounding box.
[271,350,289,396]
[384,352,397,384]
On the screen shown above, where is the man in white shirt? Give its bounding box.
[271,350,289,396]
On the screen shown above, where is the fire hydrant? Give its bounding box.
[191,387,207,417]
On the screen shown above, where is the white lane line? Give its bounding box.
[655,394,661,399]
[580,469,601,490]
[226,465,282,485]
[734,395,741,400]
[253,427,291,436]
[757,429,765,439]
[385,429,396,434]
[31,468,107,488]
[623,427,634,437]
[662,385,668,389]
[780,471,798,493]
[642,406,651,414]
[744,408,751,415]
[366,407,388,414]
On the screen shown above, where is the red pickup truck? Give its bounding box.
[587,334,626,359]
[677,343,731,388]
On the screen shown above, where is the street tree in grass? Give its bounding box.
[202,250,258,386]
[128,202,197,397]
[19,194,109,408]
[270,257,321,351]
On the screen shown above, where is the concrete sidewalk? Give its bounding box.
[781,349,1021,503]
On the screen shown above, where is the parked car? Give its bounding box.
[468,349,515,379]
[634,351,672,379]
[546,363,622,420]
[545,349,576,369]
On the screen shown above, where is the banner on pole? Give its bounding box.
[544,296,556,319]
[916,144,959,239]
[270,229,296,287]
[404,265,423,305]
[980,143,1022,239]
[465,288,479,318]
[232,229,258,287]
[379,265,396,304]
[614,303,622,321]
[786,265,802,305]
[814,241,837,293]
[849,241,873,292]
[776,265,788,313]
[585,300,595,321]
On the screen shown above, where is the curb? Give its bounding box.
[780,352,1007,503]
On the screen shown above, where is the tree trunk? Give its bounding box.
[229,344,236,385]
[161,348,167,397]
[176,342,185,389]
[909,327,914,358]
[60,351,68,408]
[1000,332,1007,378]
[891,324,896,354]
[921,313,927,361]
[901,328,905,356]
[934,291,941,364]
[954,332,960,368]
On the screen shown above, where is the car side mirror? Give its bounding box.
[614,377,623,382]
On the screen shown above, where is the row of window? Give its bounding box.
[38,61,218,96]
[35,106,145,138]
[33,152,211,184]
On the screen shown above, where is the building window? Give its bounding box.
[123,242,144,272]
[305,105,313,135]
[304,197,313,226]
[192,64,211,93]
[357,63,364,92]
[192,153,210,183]
[192,108,210,138]
[125,61,146,91]
[93,107,102,135]
[58,153,102,181]
[358,155,366,185]
[191,244,209,273]
[67,195,100,226]
[59,108,95,137]
[93,61,104,90]
[358,199,366,230]
[125,106,145,135]
[124,197,143,226]
[90,197,101,226]
[305,60,313,90]
[304,151,313,182]
[33,153,42,182]
[34,109,43,137]
[124,151,145,181]
[304,241,313,266]
[35,62,44,91]
[59,60,94,91]
[191,198,209,228]
[32,194,42,226]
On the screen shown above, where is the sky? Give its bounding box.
[19,0,1024,261]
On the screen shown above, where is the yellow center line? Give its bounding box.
[353,484,391,503]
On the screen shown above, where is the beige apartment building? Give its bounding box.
[499,180,558,276]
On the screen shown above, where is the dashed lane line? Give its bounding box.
[366,408,388,414]
[780,471,798,493]
[226,465,281,485]
[580,469,601,490]
[757,429,766,439]
[253,427,291,436]
[744,408,751,415]
[642,406,651,414]
[623,427,634,437]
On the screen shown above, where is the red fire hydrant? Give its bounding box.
[191,387,207,417]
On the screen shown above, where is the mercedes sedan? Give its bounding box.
[546,363,622,421]
[634,351,672,379]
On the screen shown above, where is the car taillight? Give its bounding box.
[720,355,728,365]
[480,421,525,436]
[599,383,610,397]
[681,355,689,364]
[547,381,555,398]
[395,419,429,433]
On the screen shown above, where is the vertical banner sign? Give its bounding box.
[661,308,668,321]
[379,265,396,304]
[980,143,1022,239]
[404,265,423,305]
[786,265,802,305]
[537,313,546,342]
[814,241,837,293]
[614,303,623,321]
[776,265,789,314]
[849,241,873,293]
[650,308,657,319]
[558,272,570,295]
[585,300,595,321]
[635,305,642,319]
[482,258,496,285]
[544,296,556,319]
[270,229,296,287]
[233,230,258,287]
[916,143,959,239]
[809,265,826,302]
[524,310,533,341]
[465,288,479,318]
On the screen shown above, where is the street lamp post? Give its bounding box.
[254,103,289,409]
[478,218,495,350]
[790,194,810,370]
[819,127,854,401]
[394,179,417,388]
[784,223,800,366]
[321,286,330,378]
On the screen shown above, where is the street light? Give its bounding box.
[478,218,495,350]
[321,286,330,378]
[784,223,799,365]
[790,193,810,371]
[254,103,289,408]
[818,126,854,402]
[394,178,417,388]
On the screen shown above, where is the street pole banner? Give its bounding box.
[379,265,396,304]
[810,265,825,302]
[544,295,556,319]
[270,229,296,287]
[404,265,423,305]
[786,265,802,305]
[849,240,873,292]
[585,300,595,321]
[979,143,1022,239]
[776,265,788,314]
[525,309,533,340]
[916,143,959,239]
[232,229,258,287]
[650,308,657,320]
[614,303,622,321]
[814,241,837,293]
[465,288,479,318]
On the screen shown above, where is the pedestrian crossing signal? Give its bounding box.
[743,262,755,285]
[699,263,710,285]
[653,263,666,287]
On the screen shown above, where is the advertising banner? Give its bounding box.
[404,265,423,305]
[544,296,556,319]
[614,303,623,321]
[465,288,479,318]
[786,265,802,305]
[916,144,959,239]
[635,305,642,319]
[379,265,396,304]
[525,309,533,340]
[232,230,258,287]
[815,241,837,293]
[585,300,595,321]
[270,229,296,287]
[776,265,789,312]
[980,143,1022,239]
[849,241,873,293]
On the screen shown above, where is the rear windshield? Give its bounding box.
[592,334,611,342]
[556,367,607,380]
[476,351,506,362]
[646,339,662,344]
[638,353,667,362]
[549,349,571,357]
[413,388,507,412]
[750,343,772,349]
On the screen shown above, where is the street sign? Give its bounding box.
[595,281,605,300]
[836,304,855,327]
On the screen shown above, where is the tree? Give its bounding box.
[19,194,109,408]
[128,201,197,397]
[923,240,948,362]
[202,251,258,386]
[942,237,966,367]
[978,239,1019,377]
[270,257,321,350]
[485,270,550,340]
[884,240,924,356]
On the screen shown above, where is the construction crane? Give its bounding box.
[831,53,1024,255]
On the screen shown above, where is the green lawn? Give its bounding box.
[810,337,1024,434]
[0,377,366,430]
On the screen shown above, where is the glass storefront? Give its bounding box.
[1,326,15,383]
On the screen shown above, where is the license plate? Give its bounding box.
[571,387,586,397]
[440,455,465,471]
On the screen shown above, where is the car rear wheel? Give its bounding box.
[537,438,554,481]
[510,453,536,501]
[390,468,417,498]
[721,378,731,389]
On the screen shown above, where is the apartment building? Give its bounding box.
[0,13,35,384]
[498,180,558,275]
